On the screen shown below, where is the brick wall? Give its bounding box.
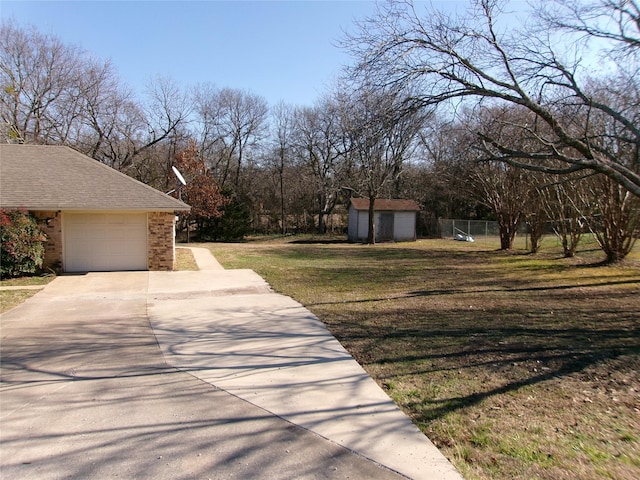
[148,212,175,271]
[32,211,63,271]
[32,210,176,272]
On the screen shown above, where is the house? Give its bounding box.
[348,198,420,243]
[0,144,190,272]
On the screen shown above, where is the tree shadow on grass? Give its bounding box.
[414,352,605,421]
[289,238,351,245]
[319,297,640,423]
[306,277,640,308]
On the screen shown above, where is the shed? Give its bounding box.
[348,198,420,243]
[0,144,190,272]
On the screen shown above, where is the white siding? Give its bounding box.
[348,206,372,242]
[348,206,359,241]
[348,205,418,242]
[358,211,371,240]
[393,212,417,241]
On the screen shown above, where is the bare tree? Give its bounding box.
[538,0,640,57]
[112,76,192,181]
[0,23,189,182]
[339,85,428,243]
[536,170,638,262]
[539,175,586,258]
[579,175,639,263]
[140,76,190,155]
[294,98,346,233]
[469,160,531,250]
[270,101,295,234]
[1,21,90,143]
[523,185,549,254]
[73,59,133,158]
[417,120,486,223]
[345,0,640,197]
[451,106,547,250]
[192,85,268,190]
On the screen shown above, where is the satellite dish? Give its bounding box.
[172,166,187,186]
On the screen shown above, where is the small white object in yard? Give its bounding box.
[455,232,475,242]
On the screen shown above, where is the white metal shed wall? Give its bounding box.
[393,212,417,241]
[347,206,360,241]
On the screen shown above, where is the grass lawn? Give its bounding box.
[203,235,640,480]
[0,274,54,313]
[175,247,199,270]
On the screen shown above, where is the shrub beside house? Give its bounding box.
[0,209,47,277]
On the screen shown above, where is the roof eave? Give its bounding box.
[0,205,191,213]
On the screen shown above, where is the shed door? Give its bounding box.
[64,213,148,272]
[378,212,394,242]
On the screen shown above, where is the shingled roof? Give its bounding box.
[349,198,420,212]
[0,144,190,212]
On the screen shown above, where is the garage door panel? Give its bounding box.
[64,213,148,272]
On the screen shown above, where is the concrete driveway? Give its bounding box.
[1,248,461,480]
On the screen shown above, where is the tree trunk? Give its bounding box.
[318,211,327,234]
[497,214,521,250]
[280,165,286,235]
[555,217,582,258]
[367,197,376,244]
[526,216,546,254]
[588,178,639,264]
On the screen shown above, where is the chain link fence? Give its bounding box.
[436,218,531,243]
[432,218,605,250]
[437,219,501,239]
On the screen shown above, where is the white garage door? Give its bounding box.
[64,213,148,272]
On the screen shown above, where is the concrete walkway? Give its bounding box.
[150,247,461,480]
[184,246,224,270]
[1,248,462,480]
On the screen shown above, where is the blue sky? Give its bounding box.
[2,0,386,107]
[2,1,540,107]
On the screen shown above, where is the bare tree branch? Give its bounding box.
[344,0,640,196]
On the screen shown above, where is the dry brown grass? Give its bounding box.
[205,236,640,480]
[175,247,199,271]
[0,289,41,313]
[0,274,53,313]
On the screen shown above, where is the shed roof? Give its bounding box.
[349,198,420,212]
[0,144,190,212]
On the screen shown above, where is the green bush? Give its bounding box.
[200,192,252,242]
[1,209,47,278]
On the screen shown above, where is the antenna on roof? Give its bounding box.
[166,166,187,201]
[172,166,187,186]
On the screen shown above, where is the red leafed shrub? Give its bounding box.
[1,209,47,278]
